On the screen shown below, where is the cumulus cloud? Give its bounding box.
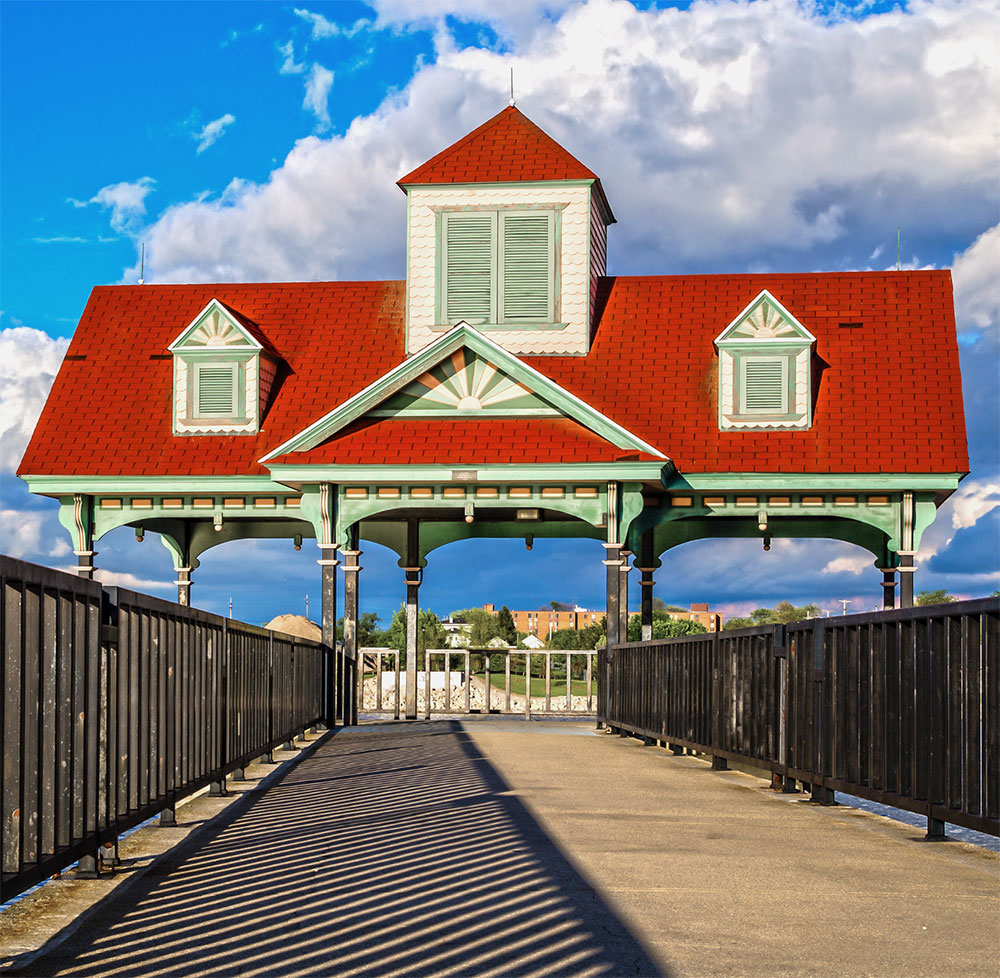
[0,327,69,473]
[93,569,175,594]
[195,113,236,154]
[953,223,999,334]
[949,480,1000,530]
[822,553,871,576]
[132,0,998,286]
[74,177,156,235]
[279,40,305,74]
[294,8,371,39]
[303,64,335,131]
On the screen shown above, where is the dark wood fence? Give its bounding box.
[599,598,999,838]
[2,556,328,901]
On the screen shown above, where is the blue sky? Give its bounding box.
[2,0,997,626]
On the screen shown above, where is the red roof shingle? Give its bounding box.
[17,272,969,479]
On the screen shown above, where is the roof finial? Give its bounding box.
[139,242,145,285]
[509,66,515,107]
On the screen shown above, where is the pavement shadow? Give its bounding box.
[10,720,667,977]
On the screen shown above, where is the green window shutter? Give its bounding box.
[196,364,237,417]
[444,212,496,324]
[740,357,787,414]
[499,211,553,322]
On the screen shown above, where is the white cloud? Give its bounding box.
[1,508,48,558]
[133,0,999,286]
[195,113,236,154]
[949,480,1000,530]
[79,177,156,234]
[953,223,999,335]
[303,64,334,130]
[0,327,70,473]
[93,569,175,594]
[279,40,304,75]
[294,8,371,39]
[822,553,871,576]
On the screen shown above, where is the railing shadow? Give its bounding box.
[10,721,668,977]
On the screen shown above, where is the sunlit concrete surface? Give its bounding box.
[2,719,997,977]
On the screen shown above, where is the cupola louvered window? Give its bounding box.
[442,210,555,325]
[194,362,239,418]
[740,356,787,414]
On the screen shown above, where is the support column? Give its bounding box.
[175,566,192,607]
[318,544,340,727]
[898,554,915,608]
[603,543,623,648]
[71,494,97,580]
[341,538,362,728]
[638,530,655,641]
[879,565,897,610]
[619,549,632,643]
[404,519,421,720]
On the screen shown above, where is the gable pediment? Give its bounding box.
[259,322,664,462]
[715,291,815,347]
[168,298,262,353]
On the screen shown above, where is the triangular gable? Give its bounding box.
[167,298,264,353]
[259,322,665,462]
[714,290,816,346]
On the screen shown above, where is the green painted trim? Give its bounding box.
[258,323,667,462]
[23,476,292,495]
[267,461,669,483]
[664,473,963,491]
[404,192,412,356]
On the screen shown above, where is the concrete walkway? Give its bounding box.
[2,719,997,977]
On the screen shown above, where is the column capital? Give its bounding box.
[317,558,342,568]
[341,565,363,573]
[601,559,625,567]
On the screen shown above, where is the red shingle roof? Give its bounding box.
[18,272,969,479]
[397,106,599,186]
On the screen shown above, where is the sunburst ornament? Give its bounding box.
[735,299,799,339]
[378,348,551,416]
[185,306,249,347]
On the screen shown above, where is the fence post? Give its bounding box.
[810,618,836,804]
[710,628,727,770]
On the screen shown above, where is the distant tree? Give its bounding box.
[547,627,590,650]
[916,589,956,605]
[386,605,448,663]
[626,612,707,641]
[652,596,667,610]
[666,604,687,613]
[496,605,517,645]
[450,607,499,646]
[336,611,385,646]
[546,600,574,611]
[724,601,818,629]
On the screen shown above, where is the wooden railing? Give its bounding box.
[1,556,329,901]
[356,648,598,718]
[599,599,999,837]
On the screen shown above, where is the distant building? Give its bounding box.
[482,603,604,638]
[666,603,722,632]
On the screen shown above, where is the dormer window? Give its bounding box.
[168,299,280,435]
[440,209,556,326]
[715,291,815,430]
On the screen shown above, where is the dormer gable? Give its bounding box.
[714,290,815,430]
[399,107,614,359]
[168,299,280,436]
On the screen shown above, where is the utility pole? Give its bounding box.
[229,596,233,619]
[838,599,851,616]
[305,594,309,621]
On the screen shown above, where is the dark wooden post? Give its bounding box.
[619,549,631,643]
[880,565,897,610]
[603,544,622,648]
[898,555,914,608]
[341,535,361,727]
[404,519,421,720]
[317,482,340,727]
[638,530,655,641]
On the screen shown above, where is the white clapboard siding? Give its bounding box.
[444,212,496,324]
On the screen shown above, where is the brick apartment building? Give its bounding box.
[484,602,721,636]
[482,603,604,638]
